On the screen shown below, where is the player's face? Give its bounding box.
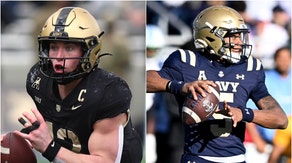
[224,33,243,54]
[48,41,83,74]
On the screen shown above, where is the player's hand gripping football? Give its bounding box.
[14,108,53,153]
[182,80,243,127]
[182,80,218,100]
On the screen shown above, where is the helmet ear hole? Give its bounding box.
[80,57,92,72]
[89,38,98,47]
[84,62,91,70]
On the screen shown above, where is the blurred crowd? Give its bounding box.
[146,1,291,163]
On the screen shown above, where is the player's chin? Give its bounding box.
[54,70,64,74]
[230,51,241,55]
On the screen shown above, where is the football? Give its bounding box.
[1,132,37,163]
[182,84,220,125]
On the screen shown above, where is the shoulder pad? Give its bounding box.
[178,49,197,67]
[247,56,262,71]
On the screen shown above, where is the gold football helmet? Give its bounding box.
[38,7,104,84]
[193,6,252,63]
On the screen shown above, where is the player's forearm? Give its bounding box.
[252,109,287,129]
[147,70,169,93]
[55,147,115,163]
[252,96,287,129]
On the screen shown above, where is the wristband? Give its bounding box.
[166,81,172,91]
[167,81,185,94]
[241,107,254,122]
[42,140,61,162]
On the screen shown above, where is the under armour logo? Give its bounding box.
[245,109,250,115]
[31,77,41,90]
[236,74,245,80]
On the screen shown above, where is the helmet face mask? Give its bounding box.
[221,29,252,63]
[38,7,103,84]
[193,6,252,63]
[39,41,91,84]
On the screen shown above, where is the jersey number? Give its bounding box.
[46,121,82,152]
[210,113,232,137]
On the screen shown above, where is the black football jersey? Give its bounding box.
[26,63,141,160]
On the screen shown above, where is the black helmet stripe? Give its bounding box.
[50,7,74,37]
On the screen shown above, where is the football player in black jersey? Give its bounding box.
[13,7,142,163]
[147,6,288,163]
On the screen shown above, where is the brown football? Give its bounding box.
[1,132,37,163]
[182,84,220,125]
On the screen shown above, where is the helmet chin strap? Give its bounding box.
[222,51,241,63]
[55,76,76,85]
